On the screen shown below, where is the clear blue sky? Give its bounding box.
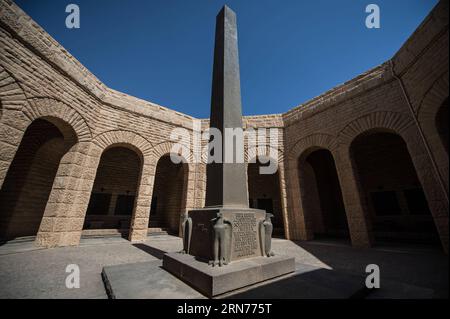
[15,0,438,118]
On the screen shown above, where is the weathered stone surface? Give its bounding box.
[188,207,266,262]
[205,6,248,208]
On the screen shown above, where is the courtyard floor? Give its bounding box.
[0,235,447,299]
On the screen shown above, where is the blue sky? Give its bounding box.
[15,0,438,118]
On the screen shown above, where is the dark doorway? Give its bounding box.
[0,119,75,240]
[300,149,350,241]
[83,146,141,232]
[351,131,440,245]
[149,155,188,235]
[248,157,285,238]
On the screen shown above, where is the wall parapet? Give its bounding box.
[283,63,391,127]
[0,0,447,133]
[0,0,196,130]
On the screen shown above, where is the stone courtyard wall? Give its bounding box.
[282,1,448,251]
[0,0,448,251]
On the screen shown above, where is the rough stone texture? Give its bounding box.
[0,0,447,253]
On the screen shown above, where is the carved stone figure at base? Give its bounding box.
[260,213,275,257]
[180,213,192,254]
[209,212,231,267]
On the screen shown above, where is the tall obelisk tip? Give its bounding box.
[218,5,236,17]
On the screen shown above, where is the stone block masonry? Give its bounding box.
[0,0,448,252]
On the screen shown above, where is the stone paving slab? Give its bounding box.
[102,260,205,299]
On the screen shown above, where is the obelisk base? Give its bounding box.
[187,207,267,263]
[162,252,295,297]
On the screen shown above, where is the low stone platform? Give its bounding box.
[162,253,295,297]
[101,258,371,299]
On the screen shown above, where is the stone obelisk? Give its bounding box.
[205,5,248,209]
[163,6,295,298]
[183,6,267,265]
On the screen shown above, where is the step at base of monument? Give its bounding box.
[162,252,296,298]
[102,260,206,299]
[101,259,372,299]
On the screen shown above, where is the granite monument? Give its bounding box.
[162,5,295,298]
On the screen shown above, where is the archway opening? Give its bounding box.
[351,131,440,245]
[0,118,76,241]
[299,149,350,241]
[248,157,285,238]
[83,146,142,236]
[436,97,448,154]
[149,154,188,235]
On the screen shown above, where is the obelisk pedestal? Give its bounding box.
[162,6,295,298]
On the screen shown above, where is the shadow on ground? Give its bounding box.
[289,240,448,298]
[226,264,369,299]
[132,243,167,260]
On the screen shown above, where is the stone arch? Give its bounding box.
[151,140,193,164]
[286,134,352,242]
[338,111,414,147]
[24,98,92,143]
[0,94,92,189]
[34,130,155,247]
[284,133,339,241]
[338,111,448,251]
[0,118,79,240]
[3,96,91,148]
[149,141,195,236]
[289,133,338,162]
[416,72,449,194]
[334,112,418,248]
[246,147,286,238]
[0,75,95,244]
[0,67,32,187]
[417,72,449,118]
[91,130,152,159]
[77,130,154,243]
[0,66,28,117]
[350,130,442,245]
